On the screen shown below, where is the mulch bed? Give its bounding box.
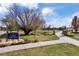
[0,39,39,48]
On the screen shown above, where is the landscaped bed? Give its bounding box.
[0,30,59,47]
[0,43,79,56]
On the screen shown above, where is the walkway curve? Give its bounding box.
[0,31,79,53]
[56,31,79,46]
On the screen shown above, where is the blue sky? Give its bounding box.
[0,3,79,27]
[39,3,79,27]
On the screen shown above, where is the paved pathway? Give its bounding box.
[56,31,79,46]
[0,38,67,53]
[0,31,79,53]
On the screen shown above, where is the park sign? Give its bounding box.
[7,32,19,39]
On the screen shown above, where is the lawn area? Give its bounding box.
[20,30,59,42]
[0,43,79,56]
[0,34,6,39]
[67,32,79,40]
[0,30,59,42]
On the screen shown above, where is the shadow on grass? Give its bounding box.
[66,35,74,37]
[71,32,79,34]
[20,34,25,36]
[0,34,6,39]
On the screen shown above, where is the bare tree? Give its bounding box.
[3,4,45,35]
[72,16,79,32]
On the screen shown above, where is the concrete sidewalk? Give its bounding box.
[56,31,79,46]
[0,39,67,53]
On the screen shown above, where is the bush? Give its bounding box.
[0,43,7,47]
[19,39,25,44]
[29,32,35,35]
[0,40,12,47]
[0,39,29,47]
[41,31,48,35]
[6,40,13,46]
[33,39,39,42]
[11,40,19,45]
[24,39,31,43]
[0,38,39,47]
[52,30,55,35]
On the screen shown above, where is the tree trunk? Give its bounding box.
[23,29,32,35]
[75,29,78,33]
[74,27,78,33]
[20,27,32,35]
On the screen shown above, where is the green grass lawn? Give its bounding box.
[20,30,59,42]
[0,30,59,42]
[0,43,79,56]
[67,32,79,40]
[0,34,6,39]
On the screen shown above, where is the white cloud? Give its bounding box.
[0,6,9,14]
[42,8,54,16]
[46,11,79,28]
[60,12,79,27]
[0,3,13,15]
[0,3,12,7]
[20,3,38,9]
[46,16,72,28]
